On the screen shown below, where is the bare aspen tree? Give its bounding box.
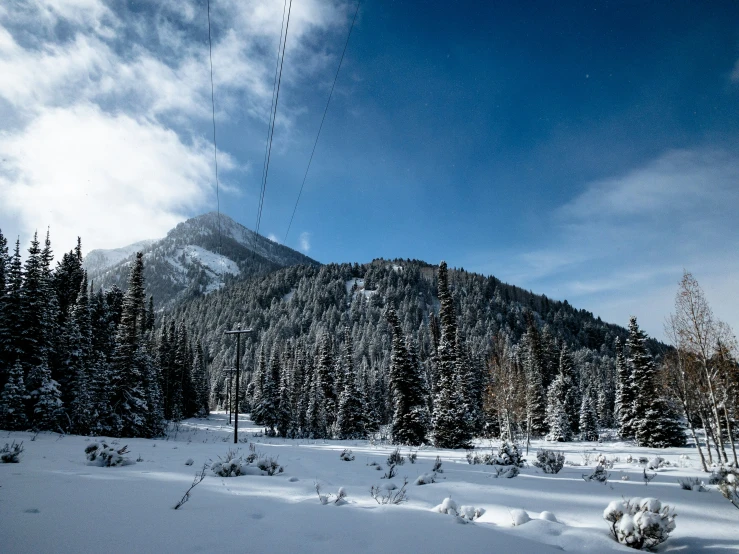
[665,271,736,465]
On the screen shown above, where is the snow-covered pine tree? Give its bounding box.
[68,274,94,434]
[0,359,28,430]
[4,240,23,372]
[336,328,366,440]
[258,345,280,433]
[30,358,64,432]
[306,365,327,439]
[545,371,572,442]
[0,229,9,382]
[627,316,684,448]
[579,390,599,441]
[250,345,266,424]
[386,309,427,445]
[192,342,209,417]
[645,396,686,448]
[558,344,580,433]
[522,321,547,437]
[317,334,337,428]
[276,355,293,438]
[109,252,150,437]
[614,337,635,438]
[432,261,471,449]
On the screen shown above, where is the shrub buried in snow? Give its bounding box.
[603,498,676,550]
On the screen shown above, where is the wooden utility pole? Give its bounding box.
[224,326,253,444]
[222,367,237,424]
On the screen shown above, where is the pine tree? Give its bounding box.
[336,328,366,440]
[628,317,656,446]
[30,359,64,431]
[522,322,547,437]
[386,310,427,445]
[5,240,23,367]
[317,334,336,427]
[258,346,280,433]
[251,346,267,424]
[0,359,28,430]
[192,342,209,417]
[306,366,327,438]
[109,252,149,437]
[627,317,685,448]
[432,261,471,449]
[579,391,599,441]
[276,355,293,437]
[615,337,635,438]
[545,372,572,441]
[68,274,93,434]
[558,344,579,433]
[0,229,9,382]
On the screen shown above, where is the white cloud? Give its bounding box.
[299,231,311,252]
[0,0,348,255]
[488,149,739,339]
[267,233,280,244]
[0,104,231,252]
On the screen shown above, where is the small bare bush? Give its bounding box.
[85,443,133,467]
[371,478,408,504]
[716,469,739,510]
[432,455,443,473]
[174,463,208,510]
[533,449,565,474]
[387,447,405,467]
[583,464,610,484]
[339,449,355,461]
[0,441,24,463]
[677,477,705,492]
[211,448,246,477]
[256,456,284,476]
[315,482,348,505]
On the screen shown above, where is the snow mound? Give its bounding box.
[539,511,560,523]
[510,509,531,526]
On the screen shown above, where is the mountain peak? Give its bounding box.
[84,213,319,307]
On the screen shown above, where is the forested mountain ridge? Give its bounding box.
[166,257,666,440]
[0,223,681,447]
[84,212,319,308]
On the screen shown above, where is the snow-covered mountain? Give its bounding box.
[83,239,159,274]
[84,212,319,307]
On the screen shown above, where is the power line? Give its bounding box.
[254,0,293,255]
[206,0,223,282]
[284,0,361,245]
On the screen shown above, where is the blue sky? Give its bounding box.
[1,0,738,339]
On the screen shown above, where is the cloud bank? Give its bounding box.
[0,0,346,253]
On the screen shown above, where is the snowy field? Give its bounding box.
[1,413,737,554]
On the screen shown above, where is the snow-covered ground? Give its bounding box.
[1,414,737,553]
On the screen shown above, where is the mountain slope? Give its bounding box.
[84,212,319,307]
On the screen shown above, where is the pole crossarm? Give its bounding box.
[223,327,254,443]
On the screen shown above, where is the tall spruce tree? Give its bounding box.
[336,328,366,439]
[522,322,547,437]
[386,310,428,445]
[68,274,94,434]
[614,337,635,438]
[627,317,685,448]
[109,252,150,437]
[579,390,599,441]
[0,359,28,430]
[432,261,471,449]
[0,229,9,383]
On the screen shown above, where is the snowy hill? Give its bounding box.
[83,239,159,274]
[84,212,319,307]
[1,414,734,554]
